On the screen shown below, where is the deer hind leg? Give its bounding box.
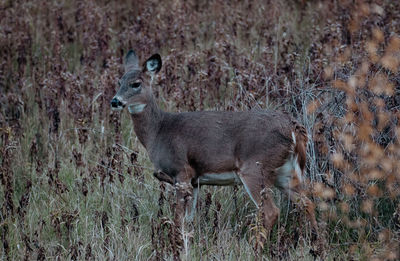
[274,151,319,238]
[237,164,279,231]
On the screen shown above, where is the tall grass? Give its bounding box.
[1,0,399,260]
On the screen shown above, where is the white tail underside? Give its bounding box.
[274,131,302,190]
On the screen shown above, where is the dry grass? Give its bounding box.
[0,0,399,260]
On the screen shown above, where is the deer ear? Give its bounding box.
[124,50,139,72]
[143,54,162,73]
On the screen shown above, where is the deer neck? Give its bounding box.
[129,92,164,150]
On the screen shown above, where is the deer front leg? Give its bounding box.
[187,186,199,222]
[153,170,175,184]
[172,166,195,251]
[174,181,193,226]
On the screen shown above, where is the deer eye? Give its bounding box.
[130,82,141,88]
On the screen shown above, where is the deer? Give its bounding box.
[110,49,319,239]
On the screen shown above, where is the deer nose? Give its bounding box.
[111,98,123,108]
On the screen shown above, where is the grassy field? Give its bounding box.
[1,0,399,260]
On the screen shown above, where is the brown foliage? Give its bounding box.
[0,0,399,259]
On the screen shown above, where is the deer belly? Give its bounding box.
[197,172,242,186]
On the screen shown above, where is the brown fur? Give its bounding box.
[293,121,308,172]
[111,50,319,239]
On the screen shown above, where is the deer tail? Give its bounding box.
[275,120,308,190]
[292,122,308,177]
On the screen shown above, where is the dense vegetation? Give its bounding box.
[1,0,399,259]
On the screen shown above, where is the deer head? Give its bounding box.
[110,50,162,114]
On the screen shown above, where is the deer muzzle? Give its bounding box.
[110,97,125,110]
